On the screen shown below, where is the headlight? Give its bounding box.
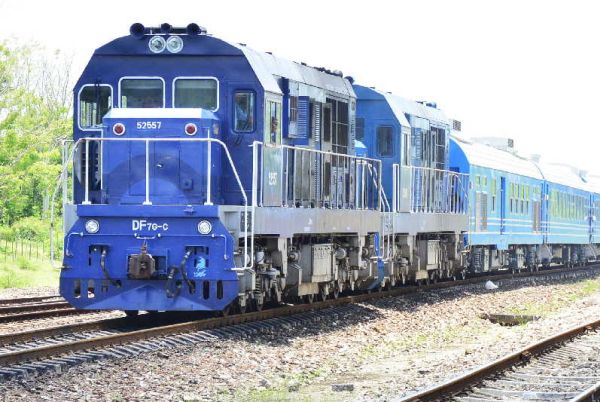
[148,36,166,53]
[197,220,212,234]
[85,219,100,234]
[166,36,184,53]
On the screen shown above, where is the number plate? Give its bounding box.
[136,121,162,130]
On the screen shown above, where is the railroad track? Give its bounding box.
[0,295,62,306]
[0,265,598,382]
[0,295,98,324]
[400,319,600,401]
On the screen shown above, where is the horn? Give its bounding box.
[129,23,145,39]
[160,23,173,34]
[186,23,201,35]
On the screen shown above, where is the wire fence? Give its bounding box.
[0,237,62,262]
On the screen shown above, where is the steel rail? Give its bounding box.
[0,308,98,324]
[572,382,600,401]
[0,264,597,369]
[0,301,70,315]
[399,318,600,401]
[0,295,62,306]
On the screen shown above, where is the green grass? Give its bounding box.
[226,368,330,402]
[567,278,600,300]
[0,256,60,288]
[509,278,600,317]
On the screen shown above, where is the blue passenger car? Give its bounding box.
[537,162,595,264]
[450,136,545,271]
[450,135,599,271]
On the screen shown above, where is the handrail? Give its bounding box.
[251,141,383,211]
[64,137,251,268]
[392,163,469,214]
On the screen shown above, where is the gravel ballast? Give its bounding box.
[1,272,600,401]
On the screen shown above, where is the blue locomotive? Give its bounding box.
[59,23,599,314]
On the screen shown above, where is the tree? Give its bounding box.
[0,42,72,227]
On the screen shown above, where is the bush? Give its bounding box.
[17,256,35,271]
[0,270,29,288]
[12,217,50,242]
[0,226,15,241]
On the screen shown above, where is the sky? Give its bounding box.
[1,0,598,172]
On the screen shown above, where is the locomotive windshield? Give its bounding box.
[120,78,164,108]
[173,78,218,110]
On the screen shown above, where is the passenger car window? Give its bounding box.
[174,78,218,110]
[79,85,112,129]
[376,126,393,157]
[234,91,255,132]
[120,78,163,108]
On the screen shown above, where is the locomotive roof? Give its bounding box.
[354,85,448,128]
[232,44,355,98]
[381,91,449,127]
[451,135,544,180]
[93,32,354,98]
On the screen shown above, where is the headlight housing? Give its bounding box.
[85,219,100,234]
[166,36,184,53]
[197,220,212,234]
[148,36,166,53]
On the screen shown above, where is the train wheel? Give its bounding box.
[319,286,327,301]
[304,294,314,304]
[124,310,139,318]
[217,305,231,317]
[254,298,264,312]
[237,300,247,315]
[332,284,340,299]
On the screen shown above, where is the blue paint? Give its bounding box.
[368,233,385,290]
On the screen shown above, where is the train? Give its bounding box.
[59,23,600,315]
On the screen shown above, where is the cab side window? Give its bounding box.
[120,78,164,108]
[377,126,394,157]
[79,85,112,129]
[234,91,255,132]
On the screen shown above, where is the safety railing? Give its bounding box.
[392,164,469,214]
[60,136,251,268]
[251,142,383,211]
